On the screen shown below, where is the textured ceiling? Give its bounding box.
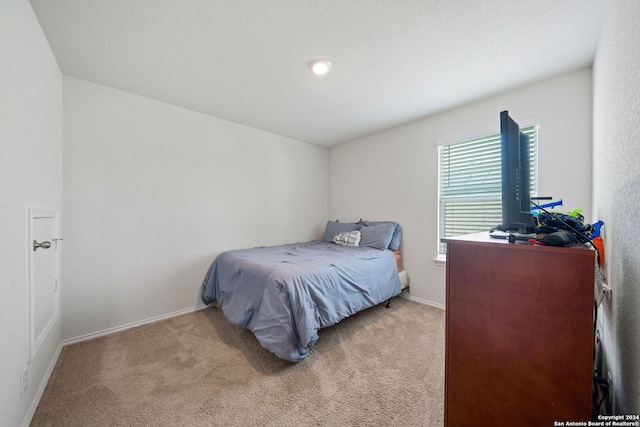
[29,0,608,147]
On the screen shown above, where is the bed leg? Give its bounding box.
[385,299,391,308]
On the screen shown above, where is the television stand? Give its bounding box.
[442,232,594,425]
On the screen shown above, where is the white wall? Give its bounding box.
[593,0,640,414]
[0,1,63,426]
[62,77,328,341]
[329,68,593,307]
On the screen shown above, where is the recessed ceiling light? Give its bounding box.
[309,59,331,76]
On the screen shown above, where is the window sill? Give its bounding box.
[434,255,447,267]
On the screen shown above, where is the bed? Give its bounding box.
[200,220,407,362]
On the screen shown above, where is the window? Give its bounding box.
[437,126,538,255]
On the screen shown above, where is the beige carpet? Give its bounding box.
[30,297,445,427]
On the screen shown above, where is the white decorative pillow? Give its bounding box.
[333,230,361,246]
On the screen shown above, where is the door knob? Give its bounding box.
[33,240,52,251]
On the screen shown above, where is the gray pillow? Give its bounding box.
[358,220,402,250]
[322,220,358,242]
[359,223,397,250]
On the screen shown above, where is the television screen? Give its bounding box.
[499,110,536,233]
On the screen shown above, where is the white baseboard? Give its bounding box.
[400,292,445,310]
[62,305,209,346]
[21,342,63,427]
[51,296,441,354]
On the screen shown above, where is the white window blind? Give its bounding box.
[437,126,537,254]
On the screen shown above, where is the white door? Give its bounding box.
[29,208,60,361]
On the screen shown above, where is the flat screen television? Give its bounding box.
[499,110,536,233]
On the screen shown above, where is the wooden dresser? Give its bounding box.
[443,232,594,426]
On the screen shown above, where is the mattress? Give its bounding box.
[399,269,410,289]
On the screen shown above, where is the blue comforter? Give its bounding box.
[201,240,401,362]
